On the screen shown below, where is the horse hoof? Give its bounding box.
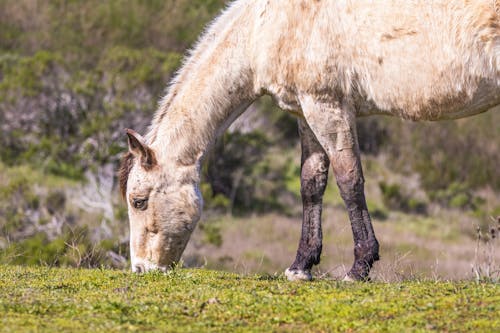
[342,275,357,282]
[285,268,312,281]
[342,274,371,282]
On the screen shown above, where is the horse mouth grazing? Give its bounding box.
[132,261,168,274]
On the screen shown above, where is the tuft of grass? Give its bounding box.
[0,265,498,332]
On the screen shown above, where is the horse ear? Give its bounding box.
[125,129,157,170]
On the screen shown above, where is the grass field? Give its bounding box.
[0,266,498,332]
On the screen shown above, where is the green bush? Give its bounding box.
[379,181,427,214]
[199,222,223,247]
[429,182,483,210]
[0,51,62,97]
[98,46,181,93]
[382,113,500,192]
[0,226,127,268]
[203,130,299,214]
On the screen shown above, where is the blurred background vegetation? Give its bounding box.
[0,0,498,279]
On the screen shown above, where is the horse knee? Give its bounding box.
[301,175,328,203]
[336,173,365,202]
[300,154,328,203]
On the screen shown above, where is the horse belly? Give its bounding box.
[356,77,500,121]
[435,82,500,120]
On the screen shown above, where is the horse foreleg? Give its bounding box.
[332,146,380,281]
[299,96,380,281]
[286,119,329,281]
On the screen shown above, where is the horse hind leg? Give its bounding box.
[299,95,380,281]
[286,118,329,281]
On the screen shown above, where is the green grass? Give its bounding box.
[0,266,498,332]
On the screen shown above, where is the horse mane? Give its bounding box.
[145,0,246,144]
[118,152,134,200]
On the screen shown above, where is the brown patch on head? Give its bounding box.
[118,152,135,200]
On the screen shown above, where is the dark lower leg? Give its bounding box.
[335,158,379,280]
[289,164,328,271]
[289,120,329,272]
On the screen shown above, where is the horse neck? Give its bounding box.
[147,2,256,167]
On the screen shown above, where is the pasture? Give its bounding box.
[0,265,498,332]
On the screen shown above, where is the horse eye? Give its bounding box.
[132,198,148,210]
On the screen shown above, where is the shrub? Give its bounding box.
[199,222,223,247]
[379,181,427,214]
[382,113,500,192]
[429,182,483,210]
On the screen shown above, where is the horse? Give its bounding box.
[119,0,500,281]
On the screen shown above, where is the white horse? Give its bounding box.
[120,0,500,281]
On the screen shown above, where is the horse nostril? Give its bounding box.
[134,264,145,273]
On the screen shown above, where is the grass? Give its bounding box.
[0,265,498,332]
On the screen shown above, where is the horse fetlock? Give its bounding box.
[354,239,380,263]
[293,241,322,270]
[285,268,313,281]
[345,239,380,281]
